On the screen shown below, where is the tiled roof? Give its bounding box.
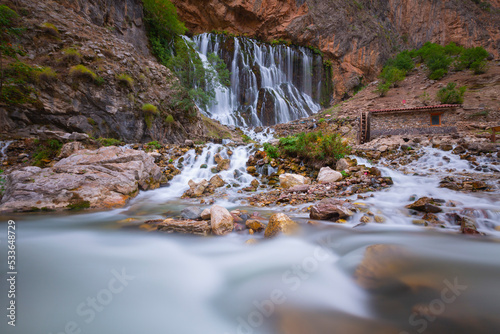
[370,104,460,113]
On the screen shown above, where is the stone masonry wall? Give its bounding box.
[370,109,458,139]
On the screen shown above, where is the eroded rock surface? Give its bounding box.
[0,146,160,212]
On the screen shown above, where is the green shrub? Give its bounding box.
[428,68,447,80]
[427,53,452,79]
[116,73,133,89]
[142,103,158,114]
[242,134,252,143]
[278,131,351,165]
[444,42,464,56]
[387,50,415,72]
[318,118,326,124]
[96,137,122,147]
[41,22,59,37]
[263,142,279,159]
[62,48,81,64]
[165,114,174,123]
[376,82,391,97]
[437,82,466,104]
[146,140,162,149]
[1,61,37,104]
[456,47,489,73]
[470,59,488,74]
[143,104,158,129]
[33,139,62,166]
[66,200,90,210]
[69,65,98,82]
[412,42,445,62]
[380,66,406,86]
[37,67,57,83]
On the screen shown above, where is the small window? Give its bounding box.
[430,114,441,126]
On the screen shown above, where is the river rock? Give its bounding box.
[250,179,260,188]
[0,146,161,212]
[245,219,266,231]
[459,215,481,235]
[209,174,225,188]
[157,219,211,236]
[181,207,203,220]
[210,205,234,235]
[287,184,310,193]
[201,208,211,220]
[317,167,342,183]
[187,179,209,197]
[58,141,84,159]
[406,197,442,213]
[279,173,310,189]
[336,158,350,171]
[264,213,298,238]
[309,198,355,221]
[217,158,231,171]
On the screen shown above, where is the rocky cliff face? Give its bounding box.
[172,0,500,99]
[0,0,207,143]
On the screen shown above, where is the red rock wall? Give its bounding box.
[172,0,500,100]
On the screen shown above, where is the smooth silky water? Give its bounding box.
[1,37,500,334]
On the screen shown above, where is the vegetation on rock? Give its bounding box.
[37,67,57,83]
[116,73,134,89]
[41,22,59,37]
[264,131,351,167]
[378,42,490,96]
[69,65,98,82]
[437,83,466,104]
[33,139,62,167]
[62,48,82,64]
[96,137,123,147]
[143,0,230,111]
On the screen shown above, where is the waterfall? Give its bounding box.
[190,33,327,127]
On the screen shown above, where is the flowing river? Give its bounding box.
[1,137,499,334]
[1,34,500,334]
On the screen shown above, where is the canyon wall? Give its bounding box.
[172,0,500,99]
[0,0,208,143]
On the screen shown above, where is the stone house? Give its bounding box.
[359,105,460,143]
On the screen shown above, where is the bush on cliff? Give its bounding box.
[437,82,466,104]
[142,0,230,112]
[143,0,186,60]
[456,46,489,74]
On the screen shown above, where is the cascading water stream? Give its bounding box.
[0,140,12,161]
[190,33,325,127]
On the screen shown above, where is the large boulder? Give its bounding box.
[317,167,343,183]
[210,205,234,235]
[279,173,310,189]
[209,175,226,188]
[309,198,355,221]
[264,213,298,238]
[187,179,209,197]
[406,197,442,213]
[181,207,203,220]
[157,219,211,236]
[217,158,231,171]
[0,146,161,212]
[336,158,353,171]
[246,219,266,231]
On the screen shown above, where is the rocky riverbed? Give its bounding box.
[1,129,498,237]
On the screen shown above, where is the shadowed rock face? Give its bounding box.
[0,0,207,143]
[59,0,150,56]
[172,0,500,98]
